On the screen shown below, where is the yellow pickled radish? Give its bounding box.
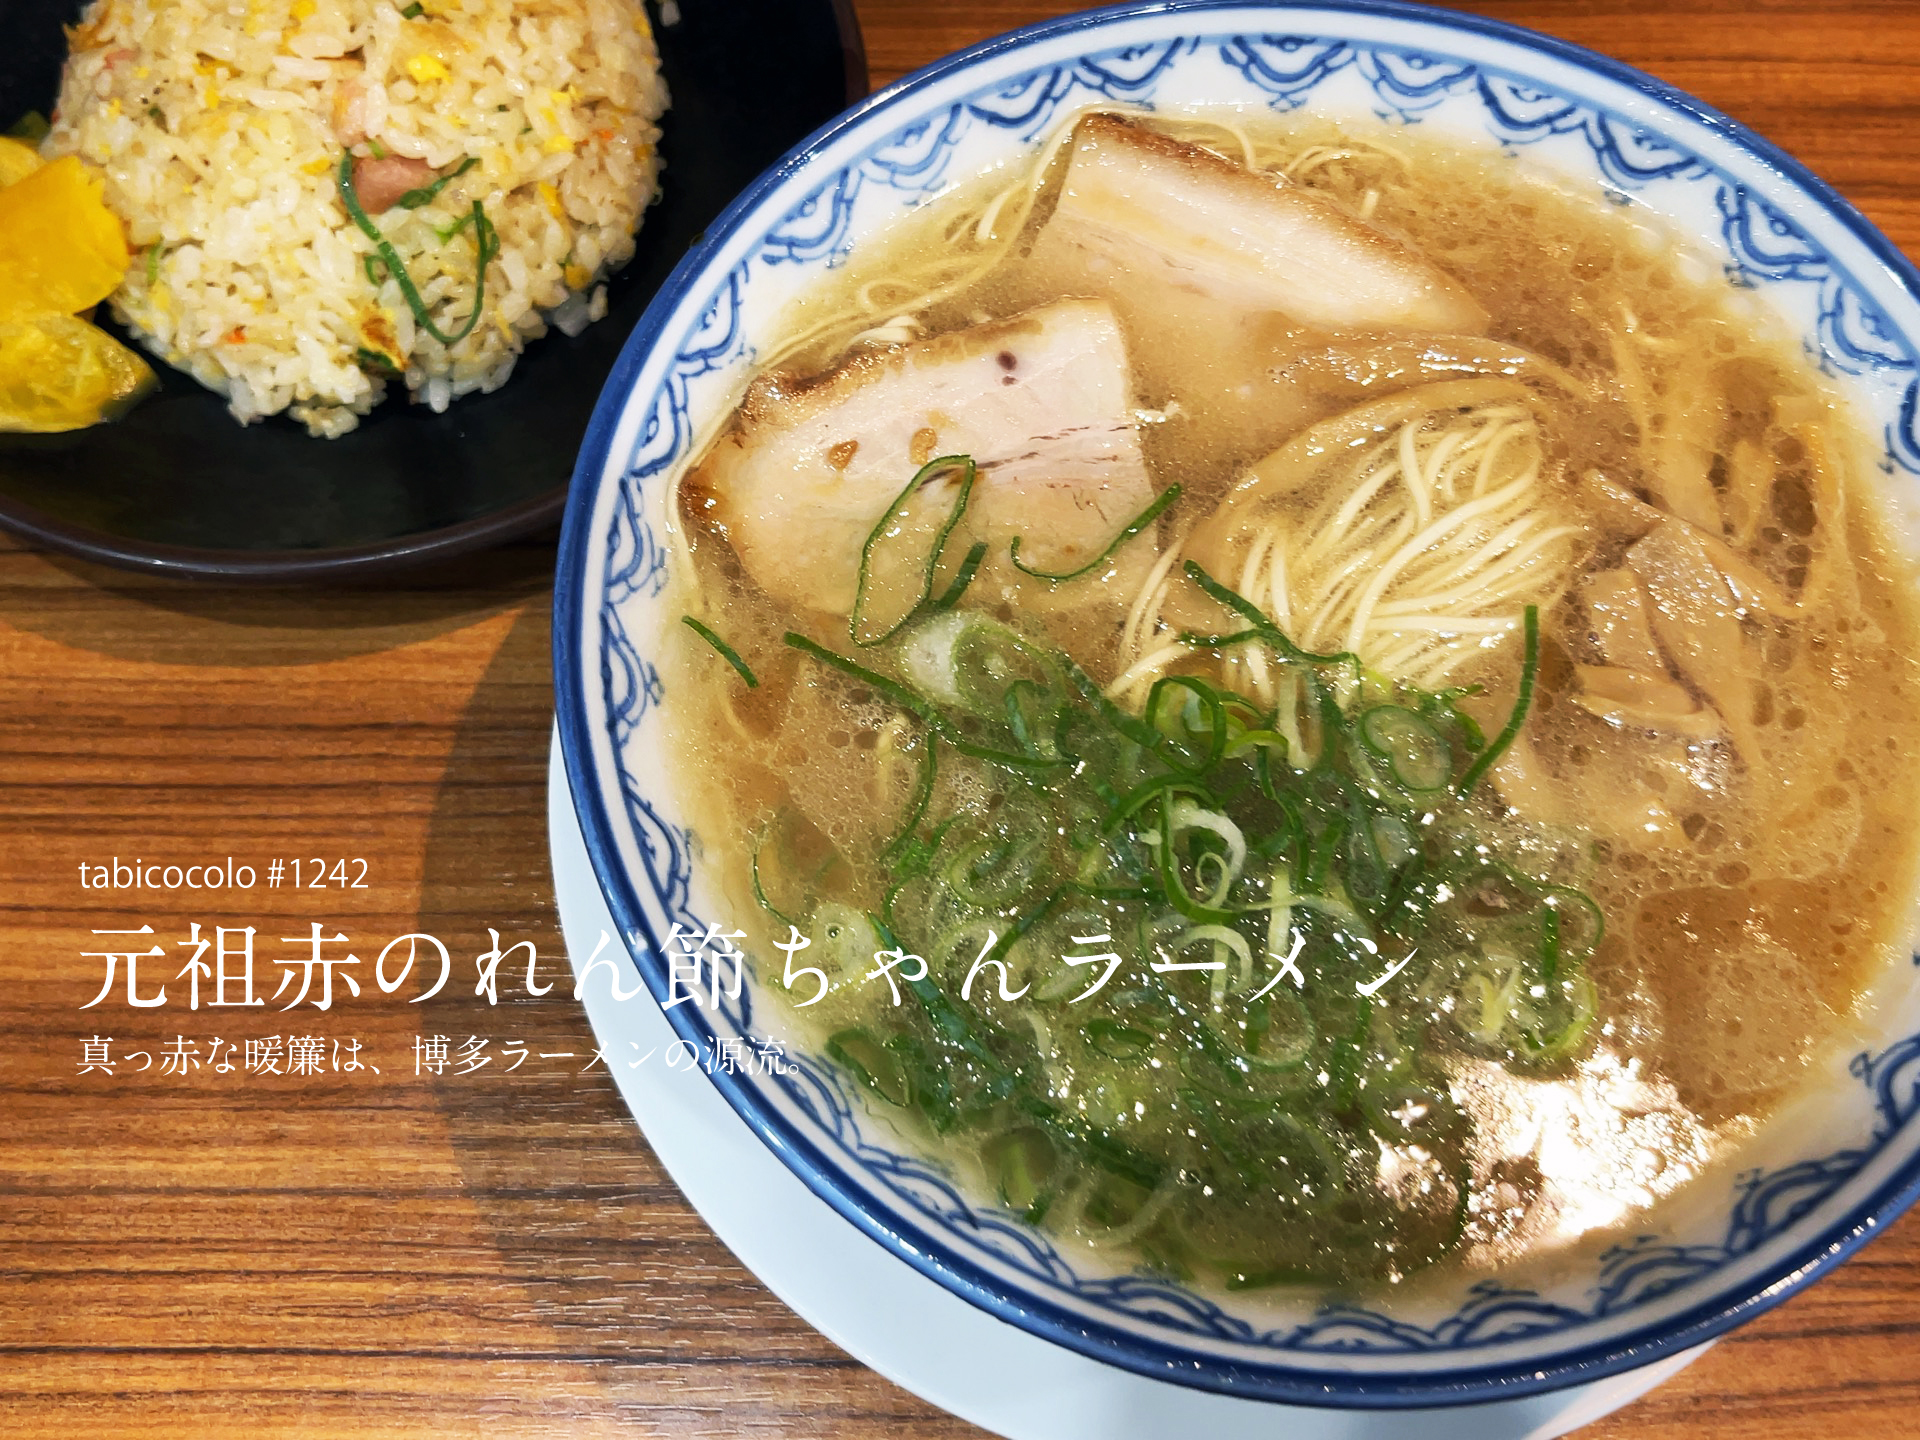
[0,137,43,188]
[0,312,157,433]
[0,155,130,319]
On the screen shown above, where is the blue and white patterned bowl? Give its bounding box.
[554,0,1920,1408]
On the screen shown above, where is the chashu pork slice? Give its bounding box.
[687,297,1157,617]
[1027,114,1487,335]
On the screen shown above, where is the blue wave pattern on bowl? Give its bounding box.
[570,7,1920,1402]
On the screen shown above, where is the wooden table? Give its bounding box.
[6,2,1919,1434]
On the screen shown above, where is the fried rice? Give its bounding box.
[46,0,668,437]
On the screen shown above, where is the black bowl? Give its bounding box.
[0,0,864,581]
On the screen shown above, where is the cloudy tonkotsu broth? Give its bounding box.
[665,110,1920,1293]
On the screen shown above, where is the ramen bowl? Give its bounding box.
[553,0,1920,1407]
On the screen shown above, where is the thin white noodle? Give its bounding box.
[1341,470,1538,654]
[1238,529,1275,704]
[1107,642,1191,703]
[1267,538,1291,633]
[1122,521,1191,658]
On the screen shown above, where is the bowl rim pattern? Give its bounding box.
[555,0,1920,1406]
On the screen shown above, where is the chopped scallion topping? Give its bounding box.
[1010,484,1181,582]
[1454,605,1539,798]
[394,155,478,210]
[932,541,987,611]
[682,616,758,688]
[337,152,496,347]
[851,455,976,647]
[767,575,1587,1290]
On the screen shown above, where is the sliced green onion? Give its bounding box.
[754,549,1598,1279]
[784,631,933,719]
[1144,675,1230,773]
[1241,992,1314,1070]
[1181,560,1356,667]
[1520,974,1597,1058]
[1154,796,1235,925]
[1002,678,1055,760]
[985,1127,1056,1214]
[851,455,976,647]
[394,154,478,210]
[1017,1090,1168,1191]
[943,735,1068,772]
[1101,774,1215,836]
[1303,814,1348,894]
[1369,813,1417,871]
[1223,1264,1341,1292]
[944,830,1049,910]
[949,619,1054,713]
[1060,655,1161,751]
[1358,706,1449,792]
[682,616,758,688]
[882,732,938,863]
[870,912,1015,1076]
[1454,605,1539,798]
[932,540,988,610]
[435,210,478,243]
[1423,685,1488,751]
[828,1028,911,1107]
[1010,484,1181,582]
[337,151,495,347]
[1084,1018,1154,1059]
[749,838,799,929]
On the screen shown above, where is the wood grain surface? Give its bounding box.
[5,2,1920,1435]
